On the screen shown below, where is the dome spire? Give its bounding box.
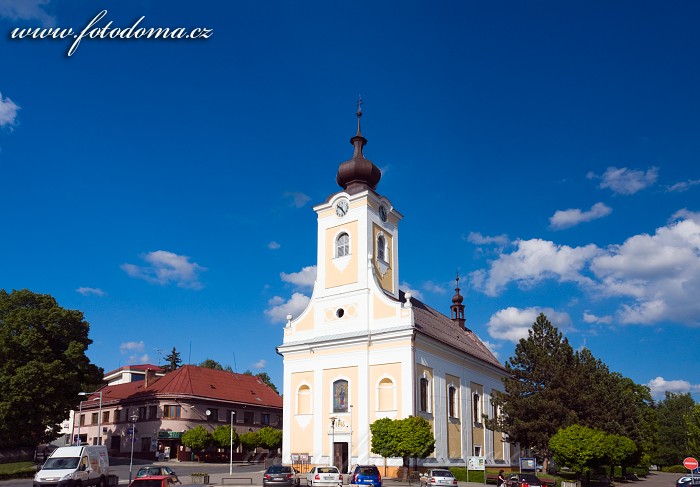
[450,272,467,330]
[336,97,382,193]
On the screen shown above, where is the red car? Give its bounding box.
[129,475,177,487]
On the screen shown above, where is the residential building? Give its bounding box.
[74,365,282,460]
[277,107,514,474]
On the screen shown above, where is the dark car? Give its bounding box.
[350,465,382,487]
[676,476,700,487]
[507,474,543,487]
[136,467,180,484]
[264,465,300,487]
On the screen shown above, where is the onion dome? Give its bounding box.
[336,97,382,192]
[450,274,466,329]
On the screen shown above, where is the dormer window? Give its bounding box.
[336,232,350,257]
[377,235,386,261]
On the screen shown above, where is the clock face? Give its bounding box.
[378,205,387,222]
[336,199,349,217]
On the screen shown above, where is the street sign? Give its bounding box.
[683,457,699,470]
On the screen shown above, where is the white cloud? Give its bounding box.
[471,238,600,297]
[120,341,145,353]
[121,250,206,290]
[588,166,658,195]
[549,202,612,230]
[252,359,267,370]
[76,287,105,296]
[422,281,448,294]
[667,179,700,193]
[647,376,700,399]
[0,0,55,26]
[582,311,613,324]
[486,306,572,343]
[128,353,151,364]
[0,91,20,128]
[284,191,311,208]
[400,281,424,300]
[465,232,510,246]
[265,292,310,323]
[280,265,316,289]
[268,241,281,250]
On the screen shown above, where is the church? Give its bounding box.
[276,105,514,475]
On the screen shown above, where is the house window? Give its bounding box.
[140,437,151,452]
[149,405,157,420]
[336,233,350,257]
[473,393,481,424]
[102,411,110,424]
[261,414,270,425]
[333,379,349,413]
[474,445,482,457]
[91,413,99,424]
[377,235,386,261]
[419,378,430,413]
[80,414,85,426]
[244,411,254,424]
[209,408,219,421]
[138,407,147,420]
[448,386,458,418]
[377,378,394,411]
[297,385,311,415]
[163,405,181,418]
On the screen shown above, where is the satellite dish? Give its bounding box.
[205,409,211,416]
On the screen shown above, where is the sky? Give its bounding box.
[0,0,698,401]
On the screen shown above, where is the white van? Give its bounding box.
[34,445,110,487]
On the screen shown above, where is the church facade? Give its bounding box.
[276,108,514,474]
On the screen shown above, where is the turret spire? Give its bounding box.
[336,97,382,193]
[450,272,466,329]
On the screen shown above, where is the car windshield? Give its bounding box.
[268,466,292,473]
[318,468,338,473]
[358,468,378,475]
[138,468,161,476]
[432,471,453,477]
[44,457,79,470]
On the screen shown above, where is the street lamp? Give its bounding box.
[128,413,138,482]
[229,411,234,475]
[348,405,353,471]
[329,416,338,468]
[79,391,103,445]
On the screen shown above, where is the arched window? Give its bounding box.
[377,235,386,261]
[297,385,311,415]
[448,385,458,418]
[333,379,348,413]
[378,378,395,411]
[473,392,481,424]
[336,233,350,258]
[419,378,430,413]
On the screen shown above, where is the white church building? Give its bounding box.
[276,106,514,475]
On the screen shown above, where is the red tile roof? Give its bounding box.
[400,291,504,370]
[83,365,282,409]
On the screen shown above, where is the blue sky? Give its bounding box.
[1,0,698,400]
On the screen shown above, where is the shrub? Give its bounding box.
[662,466,689,473]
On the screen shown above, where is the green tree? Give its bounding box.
[212,425,239,449]
[257,426,282,451]
[0,289,103,447]
[162,347,182,373]
[255,372,279,394]
[601,433,637,478]
[655,392,695,466]
[487,313,576,469]
[549,425,606,481]
[687,404,700,459]
[370,417,397,461]
[200,358,225,370]
[239,431,259,451]
[181,426,212,458]
[394,416,435,468]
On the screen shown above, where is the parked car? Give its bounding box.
[420,469,457,487]
[136,466,180,484]
[306,466,342,487]
[349,465,382,487]
[128,475,176,487]
[676,476,700,487]
[507,474,543,487]
[264,465,300,487]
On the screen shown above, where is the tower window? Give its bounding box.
[377,235,386,261]
[419,377,431,413]
[336,233,350,257]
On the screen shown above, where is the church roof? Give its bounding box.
[400,290,505,370]
[81,365,282,409]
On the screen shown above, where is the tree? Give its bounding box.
[487,313,576,468]
[200,358,225,370]
[549,425,607,481]
[243,370,279,394]
[239,431,259,452]
[212,425,239,449]
[601,433,637,478]
[655,392,695,466]
[181,426,212,458]
[162,347,182,373]
[394,416,435,468]
[370,417,397,461]
[0,289,103,447]
[687,404,700,459]
[257,426,282,451]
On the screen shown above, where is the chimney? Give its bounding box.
[145,368,155,388]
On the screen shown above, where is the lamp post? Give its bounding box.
[329,416,337,468]
[229,411,234,475]
[348,405,353,471]
[79,391,103,445]
[128,413,138,482]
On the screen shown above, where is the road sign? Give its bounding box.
[683,457,699,470]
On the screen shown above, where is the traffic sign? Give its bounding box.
[683,457,699,470]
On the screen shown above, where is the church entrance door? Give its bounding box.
[333,442,348,473]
